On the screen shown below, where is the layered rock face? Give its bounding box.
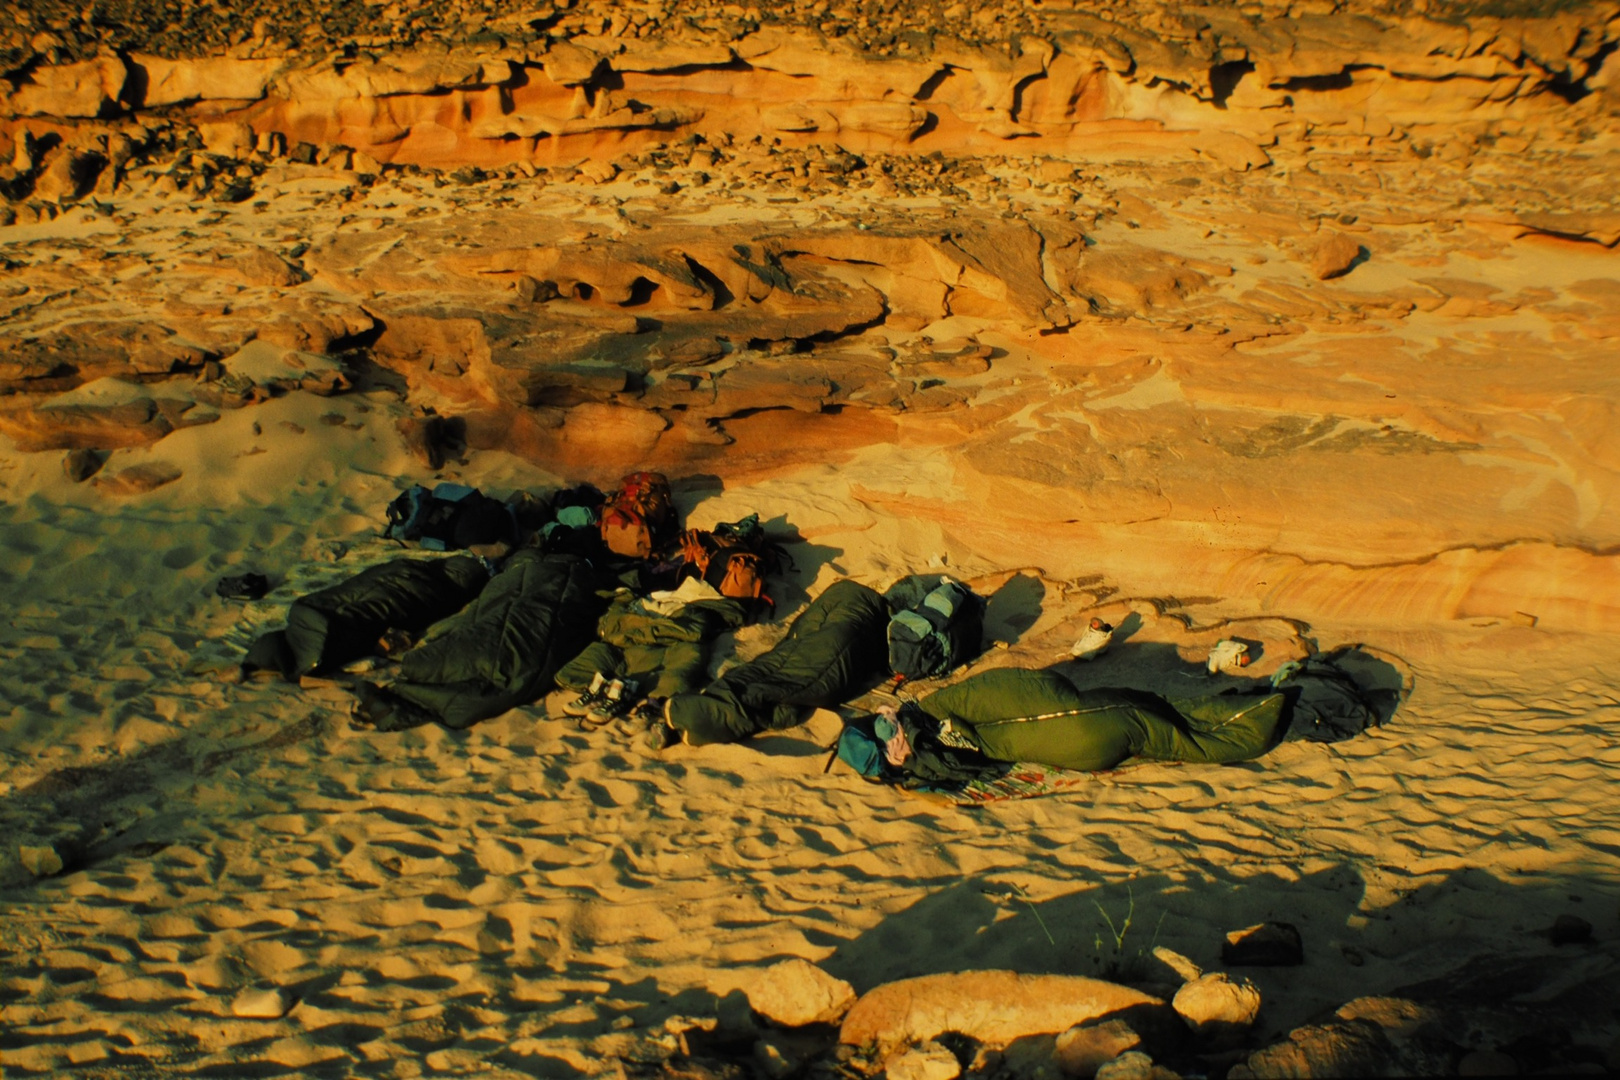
[3,0,1619,633]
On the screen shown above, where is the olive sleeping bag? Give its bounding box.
[243,555,490,680]
[369,550,607,730]
[556,587,752,701]
[665,580,890,746]
[917,667,1288,771]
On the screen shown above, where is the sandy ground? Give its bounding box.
[0,373,1617,1075]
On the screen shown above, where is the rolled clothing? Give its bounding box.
[243,555,489,680]
[665,580,889,746]
[371,550,607,730]
[556,586,751,701]
[916,667,1288,771]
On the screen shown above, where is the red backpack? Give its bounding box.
[599,472,676,558]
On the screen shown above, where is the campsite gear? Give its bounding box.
[1207,639,1252,675]
[376,550,608,730]
[599,471,677,558]
[554,588,750,702]
[679,514,788,608]
[563,671,610,716]
[835,704,1010,790]
[1070,618,1114,660]
[242,556,489,681]
[1272,645,1404,743]
[916,667,1288,773]
[581,678,638,730]
[385,483,518,552]
[216,572,270,601]
[883,575,986,681]
[665,580,890,746]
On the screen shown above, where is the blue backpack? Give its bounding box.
[883,575,985,681]
[384,483,515,551]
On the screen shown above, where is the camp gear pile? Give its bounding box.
[229,472,1407,802]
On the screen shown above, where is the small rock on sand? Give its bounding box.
[1095,1050,1179,1080]
[1222,922,1304,967]
[231,986,290,1018]
[19,844,65,877]
[1056,1018,1143,1077]
[1312,231,1364,280]
[94,461,183,495]
[886,1041,962,1080]
[63,447,105,482]
[1550,914,1592,944]
[1172,973,1261,1042]
[746,958,856,1027]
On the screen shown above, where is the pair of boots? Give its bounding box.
[564,672,665,734]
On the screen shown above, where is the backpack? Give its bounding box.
[883,575,985,681]
[384,483,517,551]
[834,706,1007,790]
[1272,645,1406,743]
[599,472,676,558]
[679,514,788,607]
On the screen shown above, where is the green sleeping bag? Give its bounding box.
[917,667,1287,772]
[666,580,890,746]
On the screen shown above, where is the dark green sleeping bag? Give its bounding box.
[666,580,890,746]
[244,555,489,679]
[383,550,607,729]
[917,668,1287,771]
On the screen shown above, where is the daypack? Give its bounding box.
[599,472,676,558]
[679,513,788,606]
[883,575,985,681]
[1272,645,1406,743]
[835,706,1006,790]
[384,483,517,551]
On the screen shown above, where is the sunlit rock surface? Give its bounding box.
[1,0,1618,1076]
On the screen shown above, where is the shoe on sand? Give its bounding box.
[1207,639,1252,675]
[582,678,638,730]
[563,671,609,717]
[1070,618,1114,661]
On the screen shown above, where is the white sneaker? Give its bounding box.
[1070,618,1114,660]
[1207,639,1251,675]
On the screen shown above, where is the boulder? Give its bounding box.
[18,844,65,877]
[1228,1020,1394,1079]
[885,1041,962,1080]
[32,149,105,203]
[1222,923,1304,967]
[2,58,127,117]
[1550,914,1593,945]
[839,971,1163,1056]
[1171,973,1261,1044]
[94,461,183,495]
[63,448,106,482]
[231,986,291,1019]
[744,958,856,1028]
[1094,1050,1179,1080]
[1055,1018,1144,1077]
[132,55,283,107]
[1311,232,1364,280]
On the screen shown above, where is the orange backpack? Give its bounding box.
[679,515,784,607]
[599,472,676,558]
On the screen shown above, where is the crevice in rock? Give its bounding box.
[1210,60,1255,109]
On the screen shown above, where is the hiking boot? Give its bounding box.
[615,697,665,738]
[1070,617,1114,661]
[638,698,681,751]
[644,719,681,752]
[562,671,610,717]
[581,678,637,731]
